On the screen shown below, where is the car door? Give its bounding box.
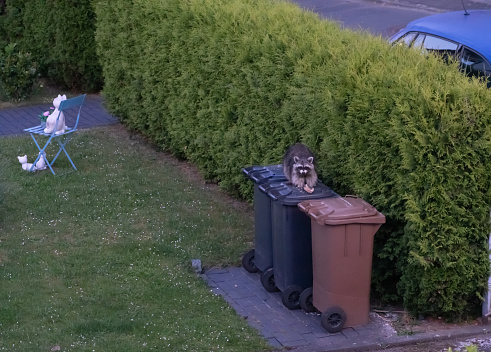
[459,46,491,87]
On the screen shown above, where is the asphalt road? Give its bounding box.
[291,0,436,38]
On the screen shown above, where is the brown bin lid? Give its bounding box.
[298,196,386,225]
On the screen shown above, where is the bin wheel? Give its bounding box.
[242,249,259,273]
[260,268,279,292]
[299,287,316,313]
[321,307,346,333]
[281,285,303,310]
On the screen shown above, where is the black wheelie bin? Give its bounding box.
[259,181,338,309]
[241,165,287,280]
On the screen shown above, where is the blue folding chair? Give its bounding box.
[24,94,87,175]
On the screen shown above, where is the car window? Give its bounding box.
[420,35,459,62]
[395,32,418,46]
[460,47,491,87]
[394,32,458,57]
[412,34,425,50]
[421,35,458,52]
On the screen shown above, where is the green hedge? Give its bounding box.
[0,42,38,101]
[95,0,491,319]
[0,0,102,92]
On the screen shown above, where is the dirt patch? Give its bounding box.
[368,308,489,352]
[373,307,484,336]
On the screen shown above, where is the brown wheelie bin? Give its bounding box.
[298,196,385,333]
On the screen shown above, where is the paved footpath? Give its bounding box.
[203,267,491,351]
[0,94,118,137]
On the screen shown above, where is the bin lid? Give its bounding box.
[258,181,338,205]
[242,164,287,184]
[298,196,386,225]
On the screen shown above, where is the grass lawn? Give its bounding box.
[0,125,270,352]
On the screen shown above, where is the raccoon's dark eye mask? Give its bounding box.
[297,167,311,173]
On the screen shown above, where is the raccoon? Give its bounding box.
[282,143,318,189]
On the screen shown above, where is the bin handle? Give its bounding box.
[298,200,326,213]
[308,206,335,222]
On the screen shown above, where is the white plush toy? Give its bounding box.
[17,152,47,172]
[17,155,35,171]
[44,94,67,135]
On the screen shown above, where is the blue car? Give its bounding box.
[390,10,491,87]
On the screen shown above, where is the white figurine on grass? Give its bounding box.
[44,94,67,135]
[17,152,47,172]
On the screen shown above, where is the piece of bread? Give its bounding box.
[304,185,314,193]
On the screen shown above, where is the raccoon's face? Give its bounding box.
[293,156,314,176]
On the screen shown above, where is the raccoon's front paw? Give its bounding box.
[292,181,304,189]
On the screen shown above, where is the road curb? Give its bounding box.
[366,0,491,12]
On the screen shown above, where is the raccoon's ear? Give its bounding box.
[294,156,299,163]
[307,157,314,163]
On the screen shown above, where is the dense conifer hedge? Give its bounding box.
[94,0,491,319]
[0,0,102,91]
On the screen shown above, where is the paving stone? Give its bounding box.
[258,326,277,339]
[301,332,323,344]
[283,339,310,347]
[293,314,323,330]
[248,306,267,316]
[206,272,230,283]
[244,318,264,332]
[263,300,284,312]
[227,287,256,300]
[312,329,336,338]
[235,297,258,308]
[207,267,229,274]
[230,267,248,277]
[258,320,283,335]
[316,333,348,345]
[341,327,360,339]
[275,331,305,344]
[291,322,321,334]
[266,337,282,349]
[216,280,240,291]
[253,288,271,301]
[270,316,291,327]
